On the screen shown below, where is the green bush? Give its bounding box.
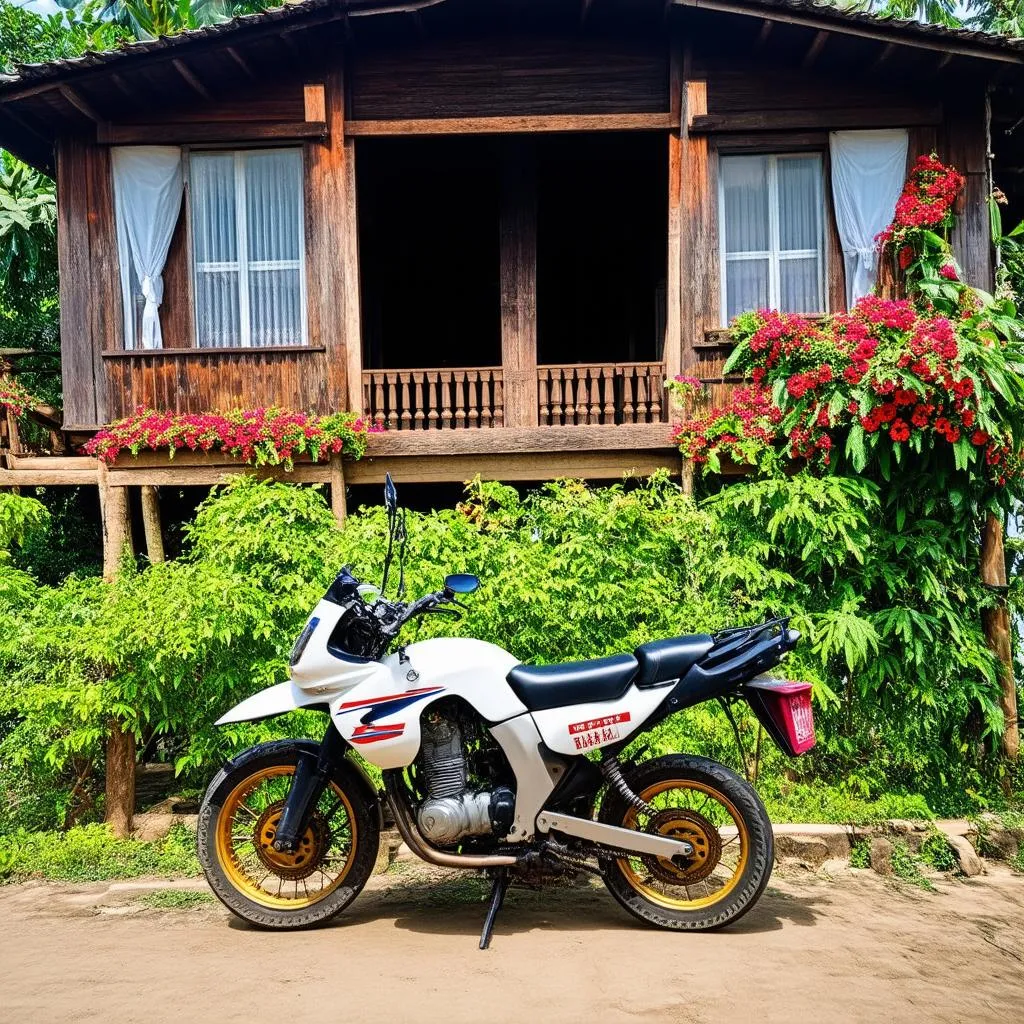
[0,472,1017,835]
[0,823,198,882]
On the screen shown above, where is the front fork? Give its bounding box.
[272,722,347,853]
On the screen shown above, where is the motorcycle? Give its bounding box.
[198,474,816,946]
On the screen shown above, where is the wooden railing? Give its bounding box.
[537,362,665,426]
[362,367,505,430]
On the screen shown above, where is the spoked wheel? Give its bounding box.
[599,754,773,931]
[198,741,379,929]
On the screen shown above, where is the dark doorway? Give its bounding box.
[357,137,502,370]
[536,132,668,365]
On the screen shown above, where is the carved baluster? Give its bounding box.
[489,374,501,425]
[538,369,550,426]
[651,364,663,422]
[622,366,636,424]
[386,374,398,431]
[454,370,467,428]
[468,371,480,429]
[413,373,425,430]
[549,371,562,426]
[427,372,439,430]
[440,372,452,429]
[398,373,412,430]
[602,366,615,424]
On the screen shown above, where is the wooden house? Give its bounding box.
[2,0,1024,493]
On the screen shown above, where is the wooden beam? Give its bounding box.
[97,121,327,145]
[981,514,1019,763]
[226,47,256,81]
[304,83,326,124]
[665,37,685,391]
[672,0,1024,64]
[347,451,679,485]
[330,455,347,524]
[345,113,677,137]
[801,30,829,70]
[689,106,943,133]
[59,85,104,123]
[867,42,896,75]
[171,58,212,102]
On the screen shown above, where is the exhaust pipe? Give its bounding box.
[383,774,518,869]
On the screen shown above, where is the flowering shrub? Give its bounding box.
[675,300,1024,488]
[85,407,377,467]
[875,154,971,312]
[0,374,39,418]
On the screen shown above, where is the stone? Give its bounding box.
[774,836,831,869]
[772,823,852,860]
[946,834,984,877]
[130,812,197,843]
[372,828,405,875]
[984,827,1020,862]
[870,836,894,876]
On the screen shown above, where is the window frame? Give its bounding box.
[717,151,828,324]
[188,146,309,351]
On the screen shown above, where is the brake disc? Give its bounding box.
[253,801,330,882]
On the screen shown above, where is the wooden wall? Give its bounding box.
[350,34,670,120]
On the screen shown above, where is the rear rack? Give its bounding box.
[711,615,789,645]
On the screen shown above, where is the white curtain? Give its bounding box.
[829,130,909,306]
[190,149,304,349]
[720,153,824,321]
[113,146,184,350]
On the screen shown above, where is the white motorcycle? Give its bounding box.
[198,475,816,945]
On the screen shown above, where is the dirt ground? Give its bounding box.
[2,862,1023,1024]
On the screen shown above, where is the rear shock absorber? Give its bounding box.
[600,754,657,819]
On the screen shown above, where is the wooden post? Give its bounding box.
[499,141,539,428]
[980,513,1019,764]
[681,456,694,497]
[104,719,136,840]
[330,454,347,524]
[98,462,133,583]
[140,485,165,563]
[97,461,138,835]
[664,34,684,386]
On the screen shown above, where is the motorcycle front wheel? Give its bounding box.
[598,753,773,931]
[198,740,379,929]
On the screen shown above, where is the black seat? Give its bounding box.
[506,654,639,712]
[634,635,714,687]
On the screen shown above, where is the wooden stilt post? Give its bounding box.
[681,456,694,497]
[980,512,1019,766]
[140,485,165,563]
[98,461,138,835]
[330,454,347,524]
[98,462,133,583]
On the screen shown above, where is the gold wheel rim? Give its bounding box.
[616,779,750,912]
[215,765,357,910]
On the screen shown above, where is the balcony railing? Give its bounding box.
[362,361,665,430]
[363,367,505,430]
[538,362,665,426]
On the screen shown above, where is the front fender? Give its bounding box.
[215,681,329,725]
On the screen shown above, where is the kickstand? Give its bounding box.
[478,868,509,950]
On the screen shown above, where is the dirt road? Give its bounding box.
[2,863,1023,1024]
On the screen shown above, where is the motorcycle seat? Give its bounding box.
[633,634,715,687]
[506,654,639,713]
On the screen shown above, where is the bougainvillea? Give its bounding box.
[85,408,378,468]
[0,374,39,418]
[875,154,969,311]
[673,154,1024,500]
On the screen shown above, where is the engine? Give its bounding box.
[415,710,515,846]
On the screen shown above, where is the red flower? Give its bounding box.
[939,264,959,281]
[971,429,989,446]
[889,419,911,442]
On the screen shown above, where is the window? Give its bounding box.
[190,148,307,348]
[719,153,825,323]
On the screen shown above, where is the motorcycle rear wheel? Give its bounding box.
[198,740,379,929]
[598,753,773,931]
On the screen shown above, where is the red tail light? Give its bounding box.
[744,679,816,756]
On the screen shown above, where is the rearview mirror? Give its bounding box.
[384,472,398,517]
[444,573,480,595]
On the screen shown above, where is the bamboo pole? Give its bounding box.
[140,485,165,563]
[980,512,1019,765]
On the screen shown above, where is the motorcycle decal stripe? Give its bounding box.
[335,686,445,723]
[350,723,406,744]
